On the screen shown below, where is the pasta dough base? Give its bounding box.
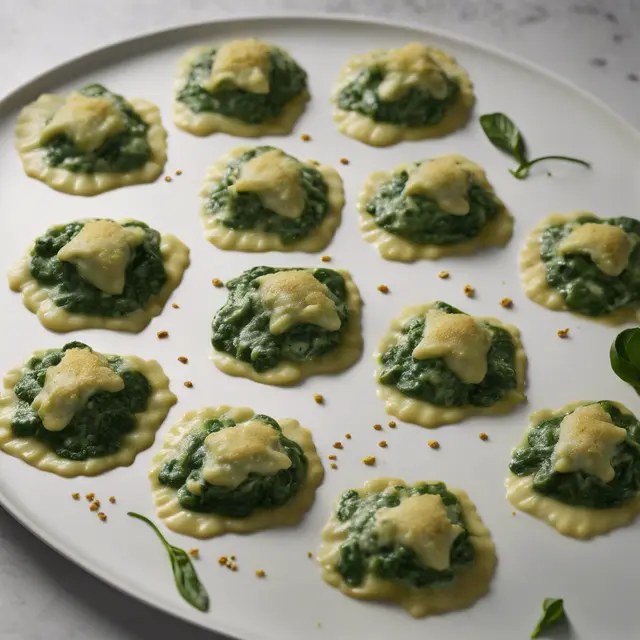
[375,303,527,428]
[0,352,176,477]
[173,46,309,137]
[211,269,363,385]
[506,400,640,539]
[317,477,496,618]
[358,161,513,262]
[15,95,167,196]
[199,147,344,252]
[149,405,324,538]
[8,221,190,333]
[331,47,475,147]
[520,212,640,324]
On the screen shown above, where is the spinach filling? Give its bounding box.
[510,401,640,509]
[43,84,151,173]
[379,301,517,408]
[177,48,307,124]
[158,414,307,517]
[205,146,329,244]
[337,66,459,127]
[212,266,349,373]
[540,216,640,316]
[335,482,475,588]
[11,342,151,461]
[29,220,167,317]
[365,169,498,245]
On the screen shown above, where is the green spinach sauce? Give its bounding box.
[510,401,640,509]
[365,168,498,245]
[158,414,307,517]
[43,84,151,173]
[212,266,349,373]
[11,342,151,461]
[337,66,459,127]
[30,220,167,317]
[540,216,640,316]
[177,48,307,124]
[379,301,517,407]
[205,146,329,244]
[335,482,474,588]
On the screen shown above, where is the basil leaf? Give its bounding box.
[128,512,210,612]
[611,328,640,391]
[531,597,566,638]
[479,112,527,164]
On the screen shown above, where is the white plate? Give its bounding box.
[0,14,638,640]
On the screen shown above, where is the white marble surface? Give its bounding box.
[0,1,637,639]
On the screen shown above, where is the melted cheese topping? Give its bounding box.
[557,223,635,277]
[31,348,124,432]
[232,150,306,219]
[57,220,146,295]
[256,270,341,335]
[375,493,463,571]
[403,156,482,215]
[200,421,292,489]
[202,39,271,94]
[553,404,627,482]
[376,43,449,101]
[39,93,126,152]
[412,309,492,384]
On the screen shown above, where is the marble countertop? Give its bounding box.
[0,1,638,639]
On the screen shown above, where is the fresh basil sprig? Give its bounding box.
[531,598,566,638]
[479,112,590,179]
[610,328,640,393]
[128,512,209,612]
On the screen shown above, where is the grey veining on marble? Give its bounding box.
[0,1,637,639]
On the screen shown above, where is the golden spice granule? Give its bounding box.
[377,284,390,294]
[175,169,183,176]
[98,512,107,522]
[333,441,343,450]
[512,511,516,516]
[373,424,382,431]
[218,556,228,566]
[362,456,376,466]
[89,500,100,512]
[211,278,224,288]
[228,562,238,572]
[184,381,193,388]
[85,493,95,501]
[339,158,350,165]
[178,356,188,364]
[307,551,313,559]
[313,393,324,404]
[71,493,80,500]
[428,440,440,450]
[345,433,352,439]
[189,548,199,558]
[300,133,311,141]
[378,440,388,448]
[171,303,180,309]
[330,463,338,470]
[388,421,397,429]
[463,284,475,297]
[164,176,172,183]
[500,297,513,308]
[157,331,169,339]
[438,270,449,279]
[255,569,266,578]
[479,432,489,441]
[328,454,337,461]
[557,328,570,338]
[108,496,116,504]
[321,255,331,263]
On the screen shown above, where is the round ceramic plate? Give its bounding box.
[0,14,638,640]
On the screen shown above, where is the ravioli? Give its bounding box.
[359,154,513,261]
[211,266,362,385]
[507,400,640,539]
[0,342,176,477]
[375,301,526,428]
[8,218,189,332]
[331,43,475,147]
[149,406,324,538]
[317,477,496,617]
[173,40,309,137]
[199,146,344,252]
[15,84,167,196]
[520,212,640,323]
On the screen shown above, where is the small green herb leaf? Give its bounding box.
[531,597,566,638]
[128,512,209,612]
[479,112,527,164]
[611,328,640,393]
